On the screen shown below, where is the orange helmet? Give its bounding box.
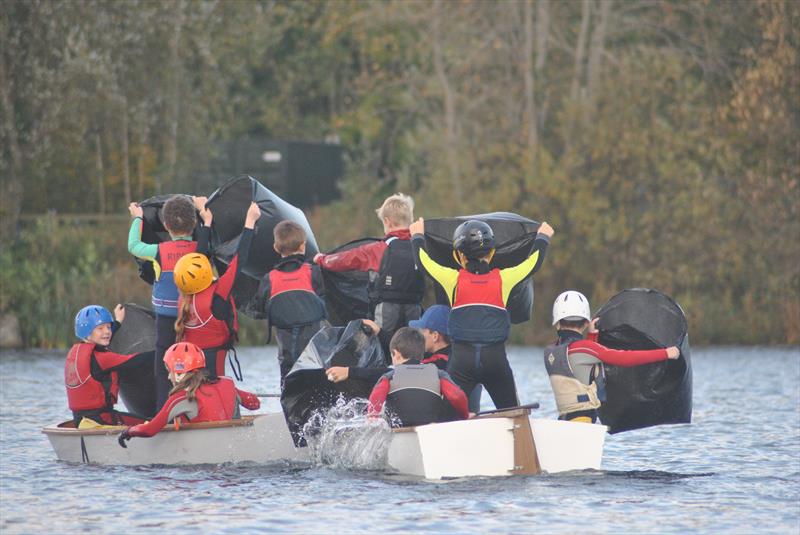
[163,342,206,374]
[174,253,213,294]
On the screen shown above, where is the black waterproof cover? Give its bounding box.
[423,212,541,323]
[107,303,157,418]
[595,288,692,434]
[206,175,320,316]
[281,320,385,443]
[319,237,383,325]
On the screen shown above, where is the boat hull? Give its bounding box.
[43,413,309,466]
[386,410,606,479]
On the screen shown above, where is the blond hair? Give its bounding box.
[169,368,210,401]
[375,193,414,227]
[174,292,193,342]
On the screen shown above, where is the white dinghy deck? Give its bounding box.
[386,408,606,479]
[42,412,309,466]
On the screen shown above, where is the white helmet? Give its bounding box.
[552,291,591,325]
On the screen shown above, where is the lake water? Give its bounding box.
[1,346,798,533]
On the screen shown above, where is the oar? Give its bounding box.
[475,402,540,417]
[255,393,281,398]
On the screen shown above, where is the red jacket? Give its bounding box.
[127,377,260,438]
[317,229,411,272]
[64,343,140,413]
[568,331,669,366]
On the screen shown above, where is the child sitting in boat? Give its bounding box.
[128,194,211,410]
[545,291,680,423]
[172,201,261,379]
[65,305,150,426]
[367,327,469,427]
[117,342,260,446]
[313,194,425,352]
[409,217,553,410]
[253,220,327,383]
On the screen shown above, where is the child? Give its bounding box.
[128,195,210,410]
[409,217,554,410]
[65,304,149,426]
[254,220,327,382]
[367,327,469,428]
[314,193,425,350]
[172,201,260,379]
[545,291,680,423]
[117,341,260,446]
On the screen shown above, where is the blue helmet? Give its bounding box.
[409,305,451,335]
[74,305,115,340]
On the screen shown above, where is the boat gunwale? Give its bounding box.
[42,414,259,436]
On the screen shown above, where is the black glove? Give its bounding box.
[117,428,132,448]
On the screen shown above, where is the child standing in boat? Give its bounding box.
[409,217,553,410]
[65,304,149,426]
[172,201,261,379]
[128,195,211,410]
[117,342,260,446]
[252,220,327,383]
[544,291,680,423]
[313,193,425,352]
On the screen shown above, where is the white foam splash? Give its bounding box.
[302,397,397,471]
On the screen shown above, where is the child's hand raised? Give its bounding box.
[114,304,126,323]
[538,221,554,238]
[244,202,261,229]
[193,196,212,225]
[128,203,143,219]
[409,217,425,236]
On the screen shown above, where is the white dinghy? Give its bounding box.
[387,408,606,479]
[42,412,309,466]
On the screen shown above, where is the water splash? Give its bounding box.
[302,397,396,471]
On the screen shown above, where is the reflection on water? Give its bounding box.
[1,345,798,534]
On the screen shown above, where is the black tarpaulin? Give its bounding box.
[319,237,382,325]
[424,212,541,323]
[595,288,692,434]
[206,175,320,316]
[281,320,385,443]
[107,303,157,418]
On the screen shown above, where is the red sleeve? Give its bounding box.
[319,241,386,272]
[569,339,668,367]
[236,388,261,410]
[93,350,139,371]
[127,391,188,438]
[587,331,599,343]
[214,254,239,300]
[368,377,391,416]
[440,378,470,419]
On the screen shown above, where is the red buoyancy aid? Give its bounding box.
[453,269,505,309]
[269,262,314,297]
[193,378,239,422]
[182,285,238,349]
[449,269,510,344]
[64,343,118,412]
[152,240,197,316]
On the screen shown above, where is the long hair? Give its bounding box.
[169,368,210,401]
[174,291,193,342]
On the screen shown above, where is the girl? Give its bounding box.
[117,342,260,445]
[172,201,260,378]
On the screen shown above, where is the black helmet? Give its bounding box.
[453,220,495,258]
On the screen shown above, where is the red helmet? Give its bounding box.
[163,342,206,374]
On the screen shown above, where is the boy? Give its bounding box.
[254,220,327,381]
[66,304,149,426]
[314,194,424,350]
[409,217,553,410]
[128,195,210,409]
[545,291,680,423]
[367,327,469,427]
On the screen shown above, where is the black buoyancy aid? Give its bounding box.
[369,237,425,305]
[152,240,197,316]
[386,363,455,427]
[268,262,326,328]
[449,269,510,344]
[64,343,118,412]
[543,342,603,416]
